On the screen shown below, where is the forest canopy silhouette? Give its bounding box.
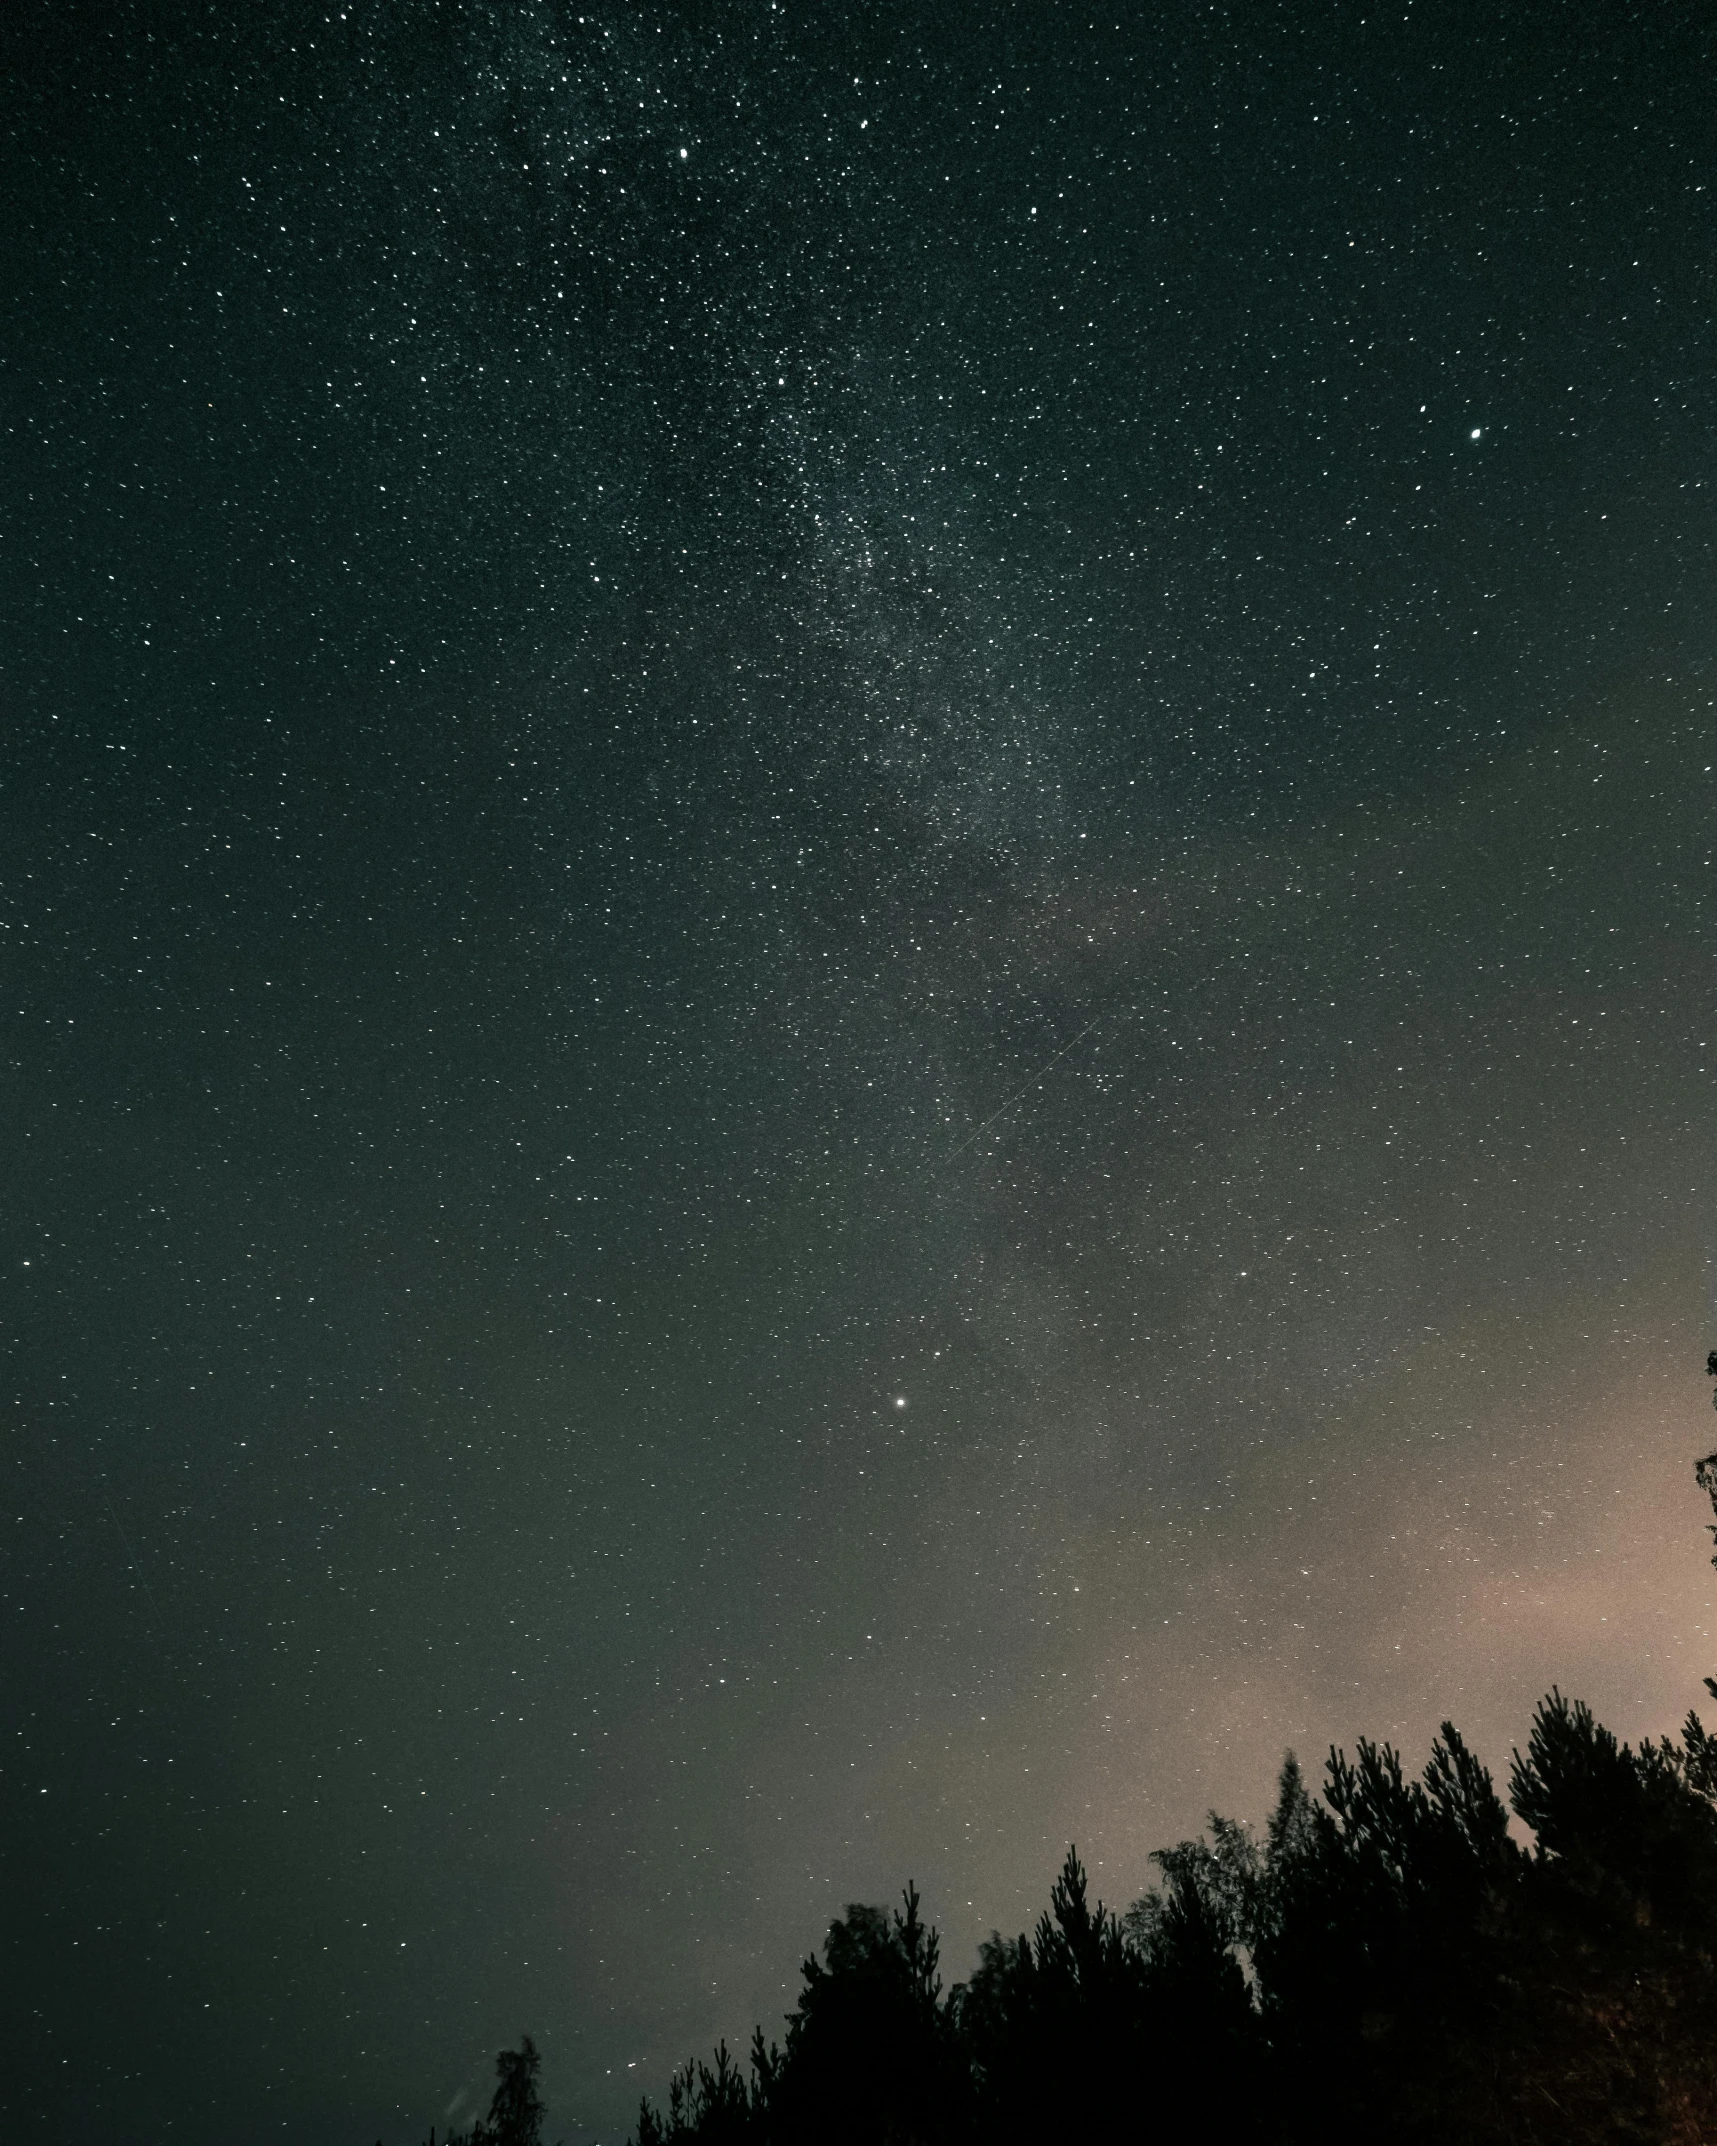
[434,1448,1717,2146]
[621,1697,1717,2145]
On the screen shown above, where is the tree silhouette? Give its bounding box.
[559,1442,1717,2140]
[437,2037,548,2146]
[618,1683,1717,2145]
[633,2040,754,2146]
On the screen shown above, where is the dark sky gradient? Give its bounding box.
[5,3,1716,2139]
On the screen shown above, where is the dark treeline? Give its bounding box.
[628,1692,1717,2144]
[431,1443,1717,2145]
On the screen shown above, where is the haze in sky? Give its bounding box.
[5,3,1715,2139]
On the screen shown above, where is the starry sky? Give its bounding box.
[6,2,1717,2139]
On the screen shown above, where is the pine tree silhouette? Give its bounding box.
[444,2037,549,2146]
[606,1440,1717,2141]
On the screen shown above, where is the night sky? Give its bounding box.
[6,3,1717,2139]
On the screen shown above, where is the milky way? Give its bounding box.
[6,5,1716,2140]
